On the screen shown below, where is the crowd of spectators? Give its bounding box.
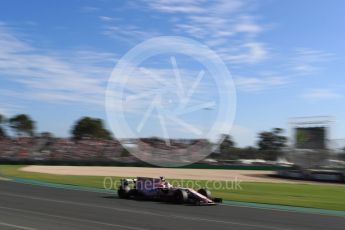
[0,137,37,159]
[0,137,211,162]
[0,137,125,161]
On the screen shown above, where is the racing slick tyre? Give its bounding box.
[127,189,139,199]
[197,188,211,198]
[118,186,130,199]
[173,189,188,203]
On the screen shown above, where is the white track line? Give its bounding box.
[0,221,37,230]
[0,206,147,230]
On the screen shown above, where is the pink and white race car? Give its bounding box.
[118,177,222,205]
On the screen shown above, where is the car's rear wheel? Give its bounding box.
[198,188,211,198]
[127,188,139,198]
[118,186,130,199]
[173,189,188,203]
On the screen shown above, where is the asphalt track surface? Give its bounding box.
[0,181,344,230]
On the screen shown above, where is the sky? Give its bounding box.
[0,0,345,147]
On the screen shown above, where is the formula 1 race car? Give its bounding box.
[117,176,222,205]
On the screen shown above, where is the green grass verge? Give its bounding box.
[1,165,344,211]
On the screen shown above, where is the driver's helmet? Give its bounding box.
[160,176,166,182]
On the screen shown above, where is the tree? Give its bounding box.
[71,117,112,140]
[257,128,287,151]
[219,134,235,158]
[338,147,345,161]
[9,114,35,137]
[0,114,6,137]
[257,128,287,160]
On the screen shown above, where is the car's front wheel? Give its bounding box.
[197,188,211,198]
